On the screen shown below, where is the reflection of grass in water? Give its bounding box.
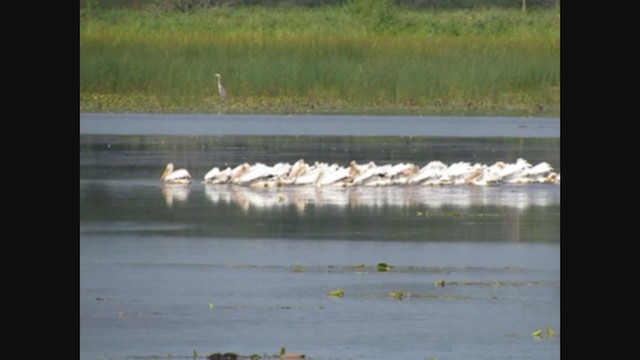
[80,7,559,115]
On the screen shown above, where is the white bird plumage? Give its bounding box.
[195,159,560,187]
[161,163,192,184]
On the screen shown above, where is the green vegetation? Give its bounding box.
[388,290,410,300]
[80,4,559,115]
[291,264,306,272]
[531,326,557,339]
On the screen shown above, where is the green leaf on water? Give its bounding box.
[532,326,557,339]
[327,289,345,297]
[388,291,409,300]
[377,263,391,272]
[208,302,215,310]
[546,327,556,336]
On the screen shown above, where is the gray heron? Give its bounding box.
[214,73,227,101]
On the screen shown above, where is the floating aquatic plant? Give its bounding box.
[207,353,238,360]
[377,263,391,272]
[388,291,410,300]
[291,264,305,273]
[327,289,345,297]
[280,347,305,359]
[435,279,446,288]
[532,326,557,339]
[209,302,215,310]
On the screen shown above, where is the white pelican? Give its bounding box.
[203,166,233,184]
[203,167,221,183]
[466,167,490,186]
[293,166,322,185]
[195,159,559,187]
[507,161,553,184]
[468,162,501,186]
[317,163,352,187]
[349,160,376,178]
[271,162,293,178]
[279,159,305,185]
[386,163,419,185]
[289,159,306,177]
[236,163,275,185]
[161,163,192,184]
[545,172,560,184]
[500,158,531,181]
[523,161,553,177]
[234,162,282,188]
[352,165,382,186]
[229,163,251,184]
[361,164,393,186]
[408,161,446,185]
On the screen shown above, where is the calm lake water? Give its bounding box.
[80,114,560,360]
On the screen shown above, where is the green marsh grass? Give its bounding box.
[80,6,560,114]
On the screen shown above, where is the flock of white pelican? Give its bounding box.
[161,158,560,187]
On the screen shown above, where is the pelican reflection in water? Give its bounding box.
[200,185,557,214]
[162,184,191,208]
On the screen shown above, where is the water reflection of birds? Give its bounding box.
[201,185,556,212]
[161,163,192,184]
[161,184,191,208]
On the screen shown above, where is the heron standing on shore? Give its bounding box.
[214,73,227,101]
